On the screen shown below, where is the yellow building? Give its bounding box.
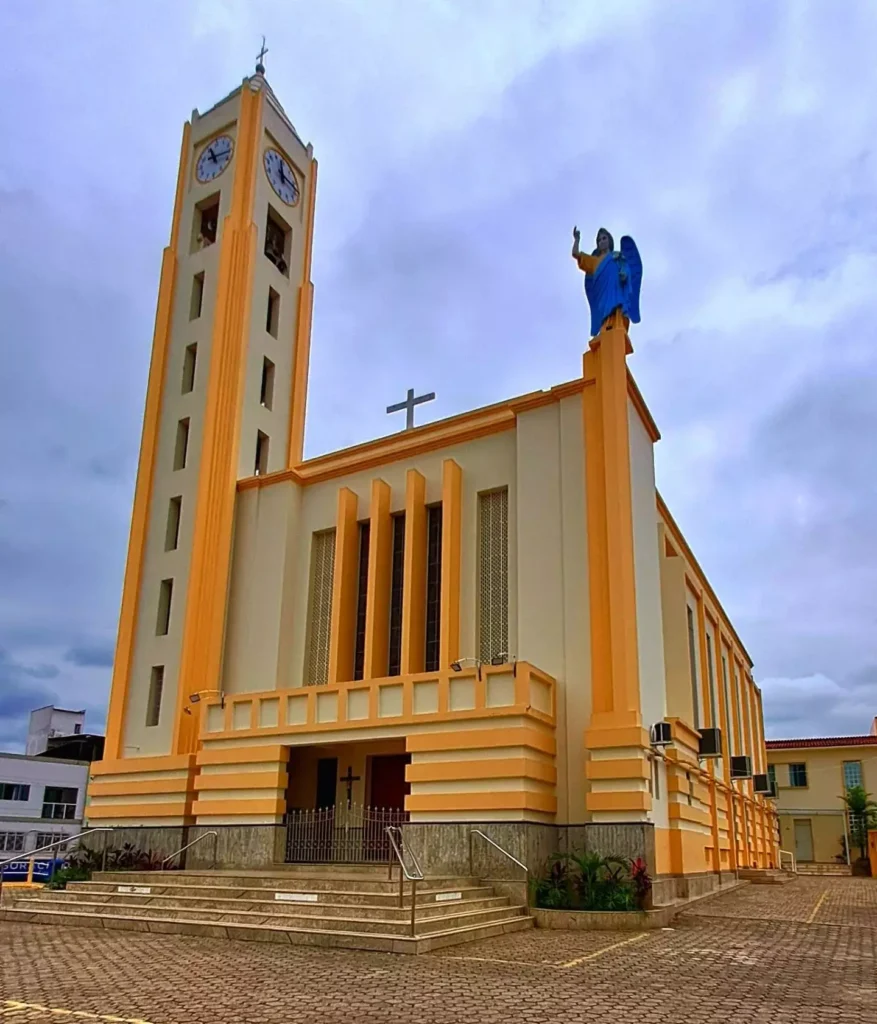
[767,719,877,865]
[87,67,777,894]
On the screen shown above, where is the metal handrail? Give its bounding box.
[161,831,218,871]
[386,825,423,937]
[778,849,797,874]
[469,829,529,910]
[0,828,113,901]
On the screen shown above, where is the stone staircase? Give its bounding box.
[736,868,796,885]
[1,866,532,954]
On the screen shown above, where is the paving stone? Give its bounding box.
[0,877,875,1023]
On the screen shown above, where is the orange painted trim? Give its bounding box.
[364,479,392,679]
[583,725,650,750]
[103,121,191,761]
[400,469,427,674]
[656,492,753,668]
[173,83,264,754]
[196,744,287,766]
[90,754,196,777]
[286,156,318,467]
[194,770,286,791]
[191,797,285,817]
[327,487,359,684]
[666,717,702,752]
[406,757,556,785]
[668,803,712,827]
[585,758,650,781]
[87,777,192,798]
[439,459,462,669]
[238,379,585,493]
[406,790,557,814]
[86,802,189,820]
[406,725,556,756]
[585,790,651,812]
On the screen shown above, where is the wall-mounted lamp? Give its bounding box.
[450,657,481,680]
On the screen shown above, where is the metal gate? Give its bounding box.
[285,804,409,864]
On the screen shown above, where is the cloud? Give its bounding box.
[0,0,875,748]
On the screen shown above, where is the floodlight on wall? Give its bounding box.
[450,657,481,680]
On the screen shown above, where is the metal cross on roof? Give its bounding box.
[386,388,436,431]
[255,36,268,74]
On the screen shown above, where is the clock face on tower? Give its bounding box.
[264,147,300,205]
[196,134,234,183]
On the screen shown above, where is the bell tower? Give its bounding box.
[102,65,317,768]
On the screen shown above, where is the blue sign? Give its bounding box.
[1,858,65,882]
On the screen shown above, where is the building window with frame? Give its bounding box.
[305,529,336,687]
[0,833,25,853]
[705,630,718,729]
[478,488,509,664]
[768,764,777,793]
[0,783,30,802]
[424,504,443,672]
[35,832,67,853]
[789,763,808,788]
[686,605,700,729]
[387,514,406,677]
[353,522,371,681]
[842,760,863,791]
[41,786,78,820]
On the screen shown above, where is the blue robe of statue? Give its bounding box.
[583,236,642,338]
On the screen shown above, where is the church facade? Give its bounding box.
[87,71,778,883]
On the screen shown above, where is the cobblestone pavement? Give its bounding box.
[0,878,874,1023]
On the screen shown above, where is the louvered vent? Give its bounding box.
[478,488,509,663]
[306,529,336,686]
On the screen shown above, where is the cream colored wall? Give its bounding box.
[515,398,590,822]
[287,430,517,688]
[627,401,669,827]
[124,94,245,758]
[658,533,693,728]
[237,98,314,481]
[222,480,302,695]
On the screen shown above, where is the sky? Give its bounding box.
[0,0,875,752]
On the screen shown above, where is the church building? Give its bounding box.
[87,68,778,888]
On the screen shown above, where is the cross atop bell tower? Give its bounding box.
[102,66,319,770]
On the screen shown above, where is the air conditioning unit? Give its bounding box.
[650,721,673,747]
[698,727,722,758]
[731,755,753,780]
[753,772,774,795]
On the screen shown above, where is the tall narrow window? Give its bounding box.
[264,208,290,275]
[165,496,182,552]
[193,196,219,250]
[189,272,204,320]
[146,666,164,727]
[182,344,197,394]
[156,579,173,636]
[478,488,509,664]
[424,505,443,672]
[306,529,336,687]
[387,514,406,677]
[266,288,280,337]
[254,431,269,475]
[843,761,864,791]
[174,418,190,470]
[260,357,275,409]
[721,653,734,754]
[353,523,371,681]
[705,631,718,729]
[733,665,745,753]
[686,605,700,728]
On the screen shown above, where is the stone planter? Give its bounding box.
[533,905,678,930]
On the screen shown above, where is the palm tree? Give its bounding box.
[843,785,877,861]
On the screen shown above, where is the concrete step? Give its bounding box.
[12,895,524,935]
[91,870,478,895]
[31,888,509,920]
[1,905,533,954]
[71,879,493,907]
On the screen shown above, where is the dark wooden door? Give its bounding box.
[368,754,410,810]
[316,757,338,810]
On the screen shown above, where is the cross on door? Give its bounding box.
[339,765,360,808]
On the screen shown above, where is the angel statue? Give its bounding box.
[572,226,642,338]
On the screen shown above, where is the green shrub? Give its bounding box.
[532,851,645,911]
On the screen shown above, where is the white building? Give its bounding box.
[0,752,89,856]
[25,706,85,757]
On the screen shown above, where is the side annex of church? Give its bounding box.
[87,69,778,889]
